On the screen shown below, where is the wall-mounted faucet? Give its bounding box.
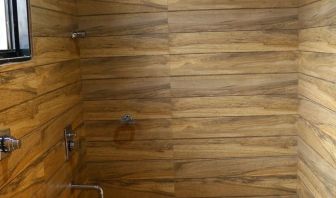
[0,129,21,160]
[70,183,104,198]
[1,136,21,152]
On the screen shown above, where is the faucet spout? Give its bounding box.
[70,183,104,198]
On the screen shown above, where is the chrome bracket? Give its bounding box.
[71,31,86,39]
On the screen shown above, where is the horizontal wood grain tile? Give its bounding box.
[84,98,172,120]
[175,156,297,179]
[78,0,168,15]
[171,74,297,97]
[87,160,174,180]
[169,9,298,33]
[80,34,169,58]
[85,119,172,141]
[168,0,299,10]
[172,115,297,139]
[81,55,169,79]
[175,176,296,197]
[172,95,298,118]
[173,137,297,159]
[80,12,168,36]
[170,52,298,76]
[83,77,171,100]
[86,140,173,161]
[87,136,296,162]
[99,180,174,198]
[85,115,297,141]
[170,31,298,54]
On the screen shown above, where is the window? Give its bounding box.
[0,0,8,50]
[0,0,31,64]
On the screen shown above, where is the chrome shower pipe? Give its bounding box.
[70,183,104,198]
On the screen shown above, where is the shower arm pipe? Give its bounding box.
[70,183,104,198]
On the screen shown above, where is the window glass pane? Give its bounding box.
[17,1,29,49]
[0,0,8,50]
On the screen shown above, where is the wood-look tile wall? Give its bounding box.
[0,0,85,197]
[79,1,299,197]
[297,0,336,197]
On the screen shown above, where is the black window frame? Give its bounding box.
[0,0,32,65]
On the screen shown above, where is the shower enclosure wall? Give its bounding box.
[79,0,298,197]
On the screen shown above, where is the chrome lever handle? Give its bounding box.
[64,125,77,160]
